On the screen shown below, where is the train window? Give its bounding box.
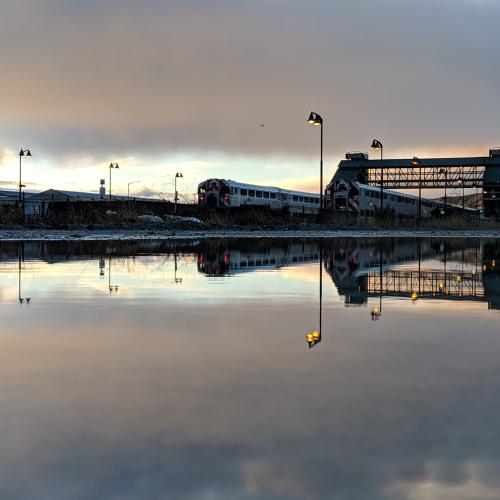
[256,191,263,198]
[241,189,247,196]
[198,186,206,194]
[293,195,298,201]
[270,193,276,199]
[263,192,270,199]
[383,194,387,200]
[299,196,304,202]
[249,190,255,197]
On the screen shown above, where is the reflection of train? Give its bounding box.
[197,240,320,276]
[197,179,320,213]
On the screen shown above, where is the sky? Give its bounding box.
[0,0,499,199]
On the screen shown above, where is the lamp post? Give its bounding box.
[174,172,183,214]
[457,176,465,218]
[412,156,421,223]
[307,112,324,217]
[128,180,140,200]
[371,140,384,216]
[18,148,32,207]
[109,162,119,200]
[439,168,447,217]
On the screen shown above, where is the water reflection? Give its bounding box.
[1,238,500,499]
[5,237,500,320]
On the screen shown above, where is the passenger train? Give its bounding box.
[198,177,475,219]
[326,180,439,218]
[197,179,320,213]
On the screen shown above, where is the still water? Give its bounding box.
[1,237,500,500]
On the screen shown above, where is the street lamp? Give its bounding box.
[439,168,447,217]
[412,156,422,222]
[18,148,32,204]
[457,176,465,218]
[371,140,384,216]
[109,162,119,200]
[174,172,183,214]
[307,111,324,216]
[128,180,140,200]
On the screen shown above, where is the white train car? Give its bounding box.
[328,180,438,218]
[198,179,320,214]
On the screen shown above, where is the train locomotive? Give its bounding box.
[197,179,320,214]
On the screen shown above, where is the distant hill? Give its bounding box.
[436,193,482,209]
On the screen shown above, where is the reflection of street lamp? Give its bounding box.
[109,162,119,200]
[18,245,31,305]
[174,172,183,214]
[108,256,119,294]
[306,331,321,348]
[307,112,324,216]
[306,243,323,348]
[371,304,381,320]
[173,252,183,284]
[371,247,383,320]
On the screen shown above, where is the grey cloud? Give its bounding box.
[0,0,499,160]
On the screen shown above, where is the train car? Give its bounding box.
[197,178,320,214]
[327,180,440,219]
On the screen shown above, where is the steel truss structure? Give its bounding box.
[367,165,485,189]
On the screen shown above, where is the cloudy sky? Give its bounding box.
[0,0,499,198]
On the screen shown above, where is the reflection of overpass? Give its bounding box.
[364,270,484,300]
[325,238,500,309]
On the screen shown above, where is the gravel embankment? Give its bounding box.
[1,227,500,241]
